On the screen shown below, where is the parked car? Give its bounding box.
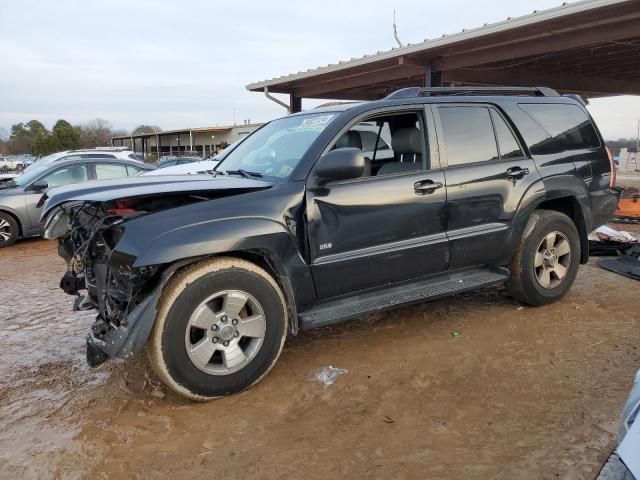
[0,173,19,184]
[157,156,202,169]
[597,370,639,479]
[42,86,617,401]
[22,148,143,173]
[143,140,242,176]
[0,156,25,172]
[0,158,154,247]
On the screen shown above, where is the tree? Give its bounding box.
[79,118,115,148]
[52,119,81,151]
[31,133,57,156]
[8,120,50,154]
[131,125,162,135]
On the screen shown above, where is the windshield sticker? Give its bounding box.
[301,115,335,127]
[278,164,294,177]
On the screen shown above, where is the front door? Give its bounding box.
[306,108,449,300]
[25,163,90,230]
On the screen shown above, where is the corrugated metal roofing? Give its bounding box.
[245,0,630,91]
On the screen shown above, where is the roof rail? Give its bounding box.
[385,86,560,100]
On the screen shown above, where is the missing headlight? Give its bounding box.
[43,208,70,240]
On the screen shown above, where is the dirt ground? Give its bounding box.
[1,235,639,480]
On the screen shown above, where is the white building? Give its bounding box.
[112,122,262,158]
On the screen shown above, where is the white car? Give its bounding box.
[0,157,24,171]
[0,173,19,184]
[143,139,243,176]
[142,158,220,176]
[23,148,143,173]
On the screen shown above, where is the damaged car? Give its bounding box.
[41,87,618,400]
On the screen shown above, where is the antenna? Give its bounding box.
[393,10,404,48]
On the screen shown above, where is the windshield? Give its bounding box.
[7,165,49,187]
[22,153,58,173]
[215,113,337,179]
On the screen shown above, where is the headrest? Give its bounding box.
[335,131,363,150]
[392,128,422,155]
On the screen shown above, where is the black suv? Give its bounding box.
[42,87,617,400]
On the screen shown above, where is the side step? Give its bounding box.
[299,267,509,330]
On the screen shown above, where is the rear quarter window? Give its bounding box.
[519,103,600,154]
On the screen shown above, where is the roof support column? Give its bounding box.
[290,93,302,114]
[424,62,442,87]
[189,129,194,153]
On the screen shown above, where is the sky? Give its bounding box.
[1,0,638,140]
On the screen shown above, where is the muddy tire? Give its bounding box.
[148,257,288,401]
[506,210,581,306]
[0,212,19,248]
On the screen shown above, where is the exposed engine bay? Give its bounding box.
[46,193,218,365]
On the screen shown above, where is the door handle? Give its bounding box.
[414,180,443,195]
[506,166,529,179]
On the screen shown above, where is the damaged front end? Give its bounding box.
[40,175,274,367]
[46,200,166,366]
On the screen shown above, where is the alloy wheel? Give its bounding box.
[0,218,12,244]
[184,290,266,375]
[534,231,571,289]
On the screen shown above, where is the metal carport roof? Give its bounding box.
[247,0,640,109]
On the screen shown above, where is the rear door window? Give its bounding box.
[94,163,128,180]
[438,106,498,166]
[490,110,525,159]
[126,165,142,176]
[519,103,600,152]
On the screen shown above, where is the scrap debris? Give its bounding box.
[588,225,638,256]
[589,224,640,281]
[613,187,640,224]
[313,366,348,388]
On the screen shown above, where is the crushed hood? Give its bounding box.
[40,174,272,218]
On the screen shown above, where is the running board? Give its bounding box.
[299,267,509,330]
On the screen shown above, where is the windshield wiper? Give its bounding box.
[225,169,263,178]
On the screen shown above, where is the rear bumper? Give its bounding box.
[590,188,619,230]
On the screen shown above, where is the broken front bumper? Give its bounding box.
[84,260,192,366]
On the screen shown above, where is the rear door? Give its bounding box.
[434,104,541,269]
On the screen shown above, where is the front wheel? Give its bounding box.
[0,213,19,248]
[148,257,288,401]
[506,209,581,306]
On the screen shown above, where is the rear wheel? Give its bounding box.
[506,210,581,306]
[148,257,288,401]
[0,213,18,248]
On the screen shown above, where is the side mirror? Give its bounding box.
[316,148,366,183]
[28,180,48,192]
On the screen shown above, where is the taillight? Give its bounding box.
[606,147,616,188]
[107,198,138,216]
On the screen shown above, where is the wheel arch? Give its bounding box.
[534,196,589,264]
[110,217,316,335]
[508,176,591,265]
[221,249,301,335]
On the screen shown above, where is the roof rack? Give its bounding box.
[385,86,560,100]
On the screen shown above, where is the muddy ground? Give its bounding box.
[1,236,639,480]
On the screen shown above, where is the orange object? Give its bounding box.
[615,187,640,219]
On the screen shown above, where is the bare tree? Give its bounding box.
[79,118,120,148]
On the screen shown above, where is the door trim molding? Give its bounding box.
[447,222,508,240]
[313,232,448,265]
